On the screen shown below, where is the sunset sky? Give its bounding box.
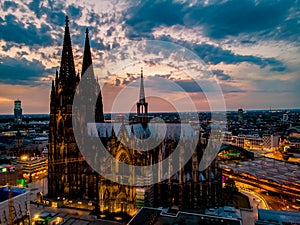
[0,0,299,114]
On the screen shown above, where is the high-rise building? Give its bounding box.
[237,108,243,123]
[14,99,22,123]
[48,16,223,218]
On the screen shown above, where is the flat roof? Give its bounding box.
[221,157,300,186]
[129,207,242,225]
[258,209,300,223]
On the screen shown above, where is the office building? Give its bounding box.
[14,100,22,124]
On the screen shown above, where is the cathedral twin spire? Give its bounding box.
[51,16,104,122]
[82,28,93,77]
[52,16,147,124]
[54,16,94,86]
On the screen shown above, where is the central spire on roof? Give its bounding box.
[139,67,145,104]
[60,15,76,82]
[137,67,148,125]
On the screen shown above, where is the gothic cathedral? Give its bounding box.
[48,16,223,217]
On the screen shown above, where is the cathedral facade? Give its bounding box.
[48,16,223,217]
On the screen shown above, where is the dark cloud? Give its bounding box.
[106,27,115,36]
[270,66,287,72]
[0,14,54,46]
[124,0,298,42]
[88,12,101,24]
[115,78,121,86]
[154,74,171,79]
[155,35,286,72]
[193,43,286,71]
[125,0,184,39]
[219,83,246,93]
[28,0,66,26]
[0,56,53,85]
[45,11,67,27]
[187,0,294,39]
[174,80,203,93]
[213,70,231,81]
[91,38,110,51]
[3,1,18,10]
[1,42,16,51]
[67,5,82,20]
[16,51,29,57]
[122,75,139,86]
[273,17,300,42]
[240,40,257,45]
[149,77,244,94]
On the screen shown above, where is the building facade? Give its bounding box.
[48,16,222,216]
[262,134,279,150]
[14,99,22,124]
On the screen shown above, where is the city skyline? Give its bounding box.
[1,0,300,114]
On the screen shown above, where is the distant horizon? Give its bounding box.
[1,107,300,116]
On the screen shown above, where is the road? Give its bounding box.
[235,181,299,211]
[233,182,269,225]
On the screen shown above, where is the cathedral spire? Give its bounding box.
[81,28,93,77]
[80,27,104,122]
[51,80,55,92]
[139,67,145,104]
[55,69,59,87]
[137,67,148,125]
[59,15,76,82]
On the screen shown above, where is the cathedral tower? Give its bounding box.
[48,16,101,201]
[48,16,82,198]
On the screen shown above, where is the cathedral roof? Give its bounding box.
[88,122,197,140]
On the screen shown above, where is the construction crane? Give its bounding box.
[6,165,29,225]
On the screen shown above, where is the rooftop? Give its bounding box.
[221,157,300,186]
[128,207,242,225]
[256,209,300,225]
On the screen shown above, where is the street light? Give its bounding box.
[21,155,29,161]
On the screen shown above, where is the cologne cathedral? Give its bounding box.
[48,16,223,217]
